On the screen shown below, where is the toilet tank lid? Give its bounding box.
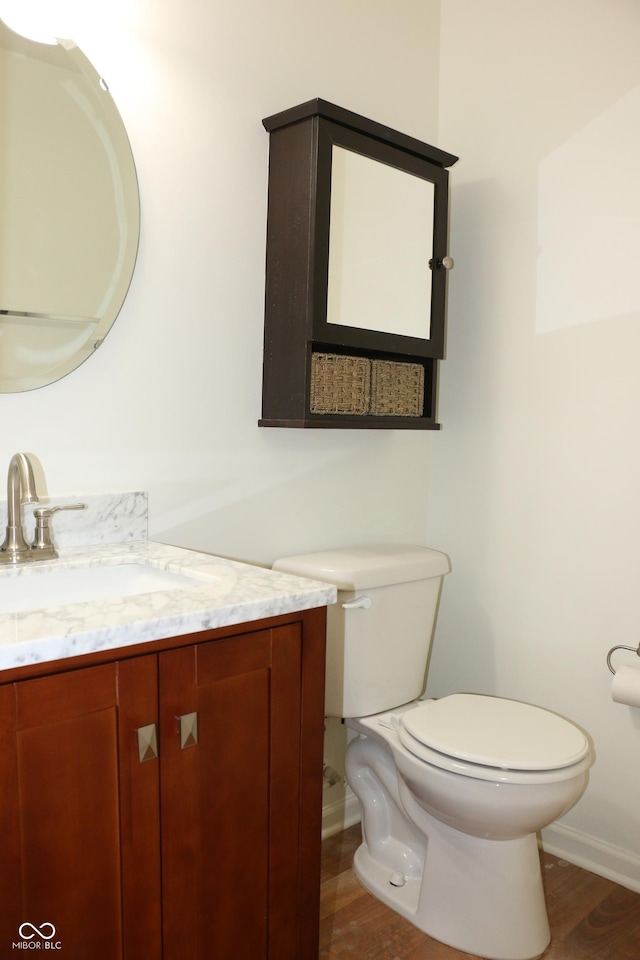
[273,545,450,590]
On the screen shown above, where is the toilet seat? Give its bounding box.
[398,694,590,785]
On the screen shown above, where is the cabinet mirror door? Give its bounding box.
[313,119,451,359]
[328,146,435,342]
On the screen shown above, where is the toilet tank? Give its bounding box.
[273,545,450,718]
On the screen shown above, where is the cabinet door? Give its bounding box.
[0,657,161,960]
[159,624,307,960]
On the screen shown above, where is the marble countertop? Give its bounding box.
[0,541,336,672]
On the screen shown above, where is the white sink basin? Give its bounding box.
[0,562,197,615]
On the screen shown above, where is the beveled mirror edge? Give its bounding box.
[0,19,140,393]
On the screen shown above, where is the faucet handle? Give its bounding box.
[31,503,87,559]
[33,503,86,519]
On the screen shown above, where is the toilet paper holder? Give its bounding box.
[606,643,640,675]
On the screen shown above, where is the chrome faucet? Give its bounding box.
[0,452,40,564]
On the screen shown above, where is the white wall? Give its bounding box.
[1,0,440,566]
[429,0,640,888]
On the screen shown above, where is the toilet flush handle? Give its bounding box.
[342,596,372,610]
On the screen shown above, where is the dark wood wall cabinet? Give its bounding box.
[0,607,326,960]
[260,99,458,430]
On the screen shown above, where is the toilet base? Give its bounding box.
[352,823,550,960]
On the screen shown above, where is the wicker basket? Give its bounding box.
[370,359,424,417]
[310,353,371,415]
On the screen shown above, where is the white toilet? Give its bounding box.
[274,545,592,960]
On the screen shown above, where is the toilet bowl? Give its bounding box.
[347,696,590,960]
[273,546,593,960]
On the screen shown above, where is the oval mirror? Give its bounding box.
[0,19,140,392]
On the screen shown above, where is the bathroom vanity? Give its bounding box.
[0,541,335,960]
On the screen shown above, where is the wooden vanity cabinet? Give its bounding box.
[0,608,326,960]
[0,655,161,960]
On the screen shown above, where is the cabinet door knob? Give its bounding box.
[428,255,454,270]
[137,723,158,762]
[177,712,199,749]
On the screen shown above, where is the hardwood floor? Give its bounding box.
[320,825,640,960]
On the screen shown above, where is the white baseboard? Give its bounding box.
[541,822,640,894]
[322,789,361,840]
